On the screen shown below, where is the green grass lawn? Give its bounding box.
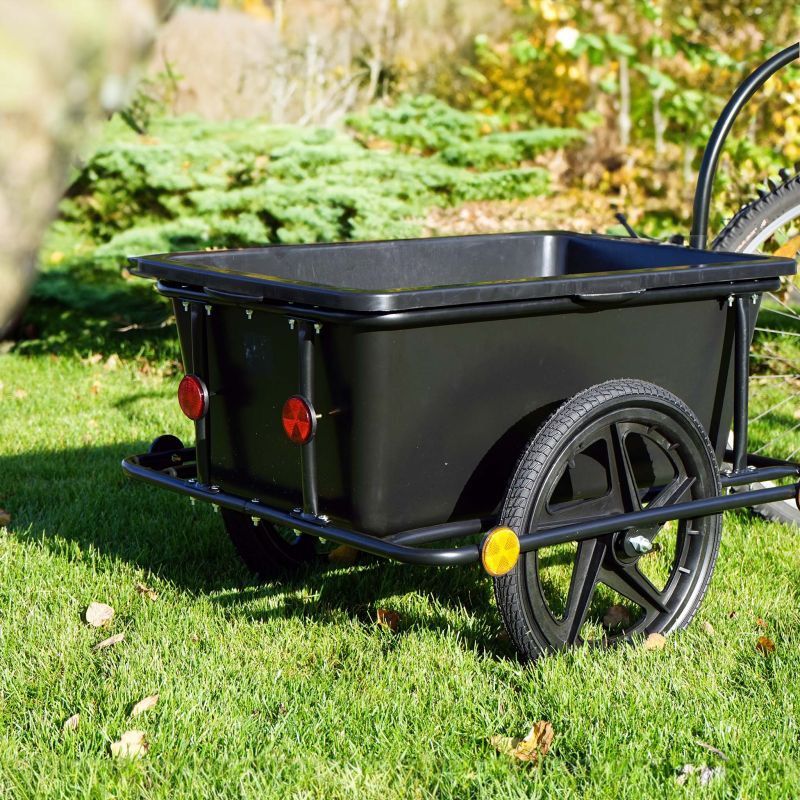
[1,291,799,799]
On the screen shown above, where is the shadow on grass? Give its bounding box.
[10,262,180,362]
[0,440,510,658]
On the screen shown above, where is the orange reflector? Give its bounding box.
[480,526,520,577]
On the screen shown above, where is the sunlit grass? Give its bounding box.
[0,293,799,798]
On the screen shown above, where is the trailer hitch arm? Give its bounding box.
[690,42,800,250]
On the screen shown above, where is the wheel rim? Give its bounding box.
[517,405,718,650]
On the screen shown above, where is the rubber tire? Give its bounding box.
[713,170,800,527]
[713,171,800,255]
[221,509,316,580]
[493,379,722,661]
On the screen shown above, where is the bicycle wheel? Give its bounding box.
[713,169,800,525]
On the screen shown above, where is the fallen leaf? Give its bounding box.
[13,389,27,400]
[728,611,737,619]
[84,602,114,628]
[700,765,725,786]
[110,730,148,758]
[94,632,125,651]
[676,764,694,785]
[328,545,359,565]
[491,721,554,764]
[135,582,158,601]
[644,632,667,651]
[376,608,400,632]
[701,621,715,636]
[131,694,159,717]
[695,740,728,761]
[756,617,767,629]
[603,604,632,629]
[0,509,11,527]
[104,354,121,371]
[86,353,103,365]
[676,764,724,786]
[62,713,80,732]
[514,721,554,762]
[756,635,775,655]
[89,381,102,395]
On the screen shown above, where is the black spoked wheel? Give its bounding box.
[494,380,721,661]
[221,509,317,580]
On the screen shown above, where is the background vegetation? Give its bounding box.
[2,1,800,797]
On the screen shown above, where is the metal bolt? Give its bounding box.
[189,497,196,507]
[251,516,260,527]
[627,535,653,555]
[727,295,734,307]
[288,318,296,331]
[204,304,212,316]
[751,293,759,304]
[245,308,254,320]
[182,301,190,312]
[211,503,219,514]
[314,323,322,334]
[316,514,330,524]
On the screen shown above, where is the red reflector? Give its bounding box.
[178,374,208,420]
[282,396,315,444]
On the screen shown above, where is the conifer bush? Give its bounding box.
[58,99,582,260]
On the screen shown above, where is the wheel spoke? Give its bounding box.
[600,563,669,616]
[561,538,606,644]
[606,423,643,513]
[647,475,694,510]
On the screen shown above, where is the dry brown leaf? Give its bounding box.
[756,617,768,629]
[131,694,159,717]
[676,764,725,786]
[602,604,632,629]
[135,582,158,601]
[514,721,554,762]
[376,608,400,632]
[94,632,125,651]
[62,713,80,732]
[756,635,775,655]
[89,381,102,396]
[701,621,715,636]
[0,509,11,527]
[491,721,554,764]
[644,632,667,651]
[110,730,148,758]
[84,602,115,628]
[728,611,737,619]
[328,545,359,565]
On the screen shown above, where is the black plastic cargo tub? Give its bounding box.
[130,231,794,536]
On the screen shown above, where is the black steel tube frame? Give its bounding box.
[122,450,800,568]
[690,42,800,249]
[296,320,320,516]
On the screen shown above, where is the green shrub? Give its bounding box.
[57,99,581,264]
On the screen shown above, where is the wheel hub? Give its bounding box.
[612,529,655,561]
